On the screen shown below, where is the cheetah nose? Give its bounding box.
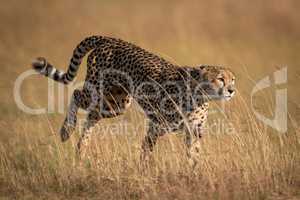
[228,89,235,94]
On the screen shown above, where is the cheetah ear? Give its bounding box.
[190,68,200,78]
[198,65,208,73]
[190,67,207,81]
[178,66,206,80]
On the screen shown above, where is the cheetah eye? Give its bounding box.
[216,77,225,87]
[217,77,225,83]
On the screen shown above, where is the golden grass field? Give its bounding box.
[0,0,300,199]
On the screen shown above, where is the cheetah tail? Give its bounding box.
[32,36,106,84]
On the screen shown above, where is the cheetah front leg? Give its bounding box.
[184,109,208,167]
[184,132,202,168]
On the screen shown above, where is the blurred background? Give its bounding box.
[0,0,299,199]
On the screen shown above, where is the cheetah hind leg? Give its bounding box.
[140,121,164,168]
[76,90,132,159]
[76,109,102,160]
[60,89,85,142]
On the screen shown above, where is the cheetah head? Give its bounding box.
[191,65,236,101]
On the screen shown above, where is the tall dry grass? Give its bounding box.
[0,93,299,199]
[0,0,299,199]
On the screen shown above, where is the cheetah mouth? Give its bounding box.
[224,94,235,100]
[224,96,232,100]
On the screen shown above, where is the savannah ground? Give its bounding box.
[0,0,300,199]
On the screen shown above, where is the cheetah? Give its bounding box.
[32,36,236,160]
